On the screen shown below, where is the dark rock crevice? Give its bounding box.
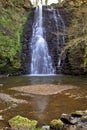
[21,8,35,74]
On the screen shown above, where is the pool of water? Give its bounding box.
[0,75,87,128]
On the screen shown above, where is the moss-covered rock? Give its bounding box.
[8,115,38,130]
[0,0,32,74]
[50,110,87,130]
[61,4,87,75]
[62,37,87,75]
[50,119,64,129]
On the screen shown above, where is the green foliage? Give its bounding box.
[0,4,31,74]
[64,4,87,74]
[45,0,48,5]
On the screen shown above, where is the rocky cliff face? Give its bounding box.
[22,8,35,74]
[0,0,87,75]
[60,4,87,75]
[21,4,87,75]
[21,6,67,74]
[43,6,69,73]
[51,1,87,75]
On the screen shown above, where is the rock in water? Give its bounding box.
[8,115,38,130]
[61,113,78,125]
[71,111,84,117]
[42,125,50,130]
[50,119,64,129]
[0,115,4,120]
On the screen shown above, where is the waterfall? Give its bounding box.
[30,4,55,74]
[53,8,59,45]
[53,8,65,70]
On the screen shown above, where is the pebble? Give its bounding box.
[42,125,50,130]
[0,84,3,87]
[0,115,4,120]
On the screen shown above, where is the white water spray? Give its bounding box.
[30,4,55,74]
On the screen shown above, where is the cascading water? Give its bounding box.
[53,9,65,46]
[30,4,55,74]
[53,8,65,70]
[53,8,59,45]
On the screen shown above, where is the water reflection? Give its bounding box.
[26,75,63,85]
[32,95,49,112]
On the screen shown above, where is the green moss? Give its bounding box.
[9,115,38,129]
[62,3,87,75]
[50,119,64,129]
[0,3,32,74]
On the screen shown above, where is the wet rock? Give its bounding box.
[0,84,3,87]
[64,125,77,130]
[21,8,34,74]
[42,125,50,130]
[81,116,87,122]
[0,115,4,121]
[76,122,87,130]
[50,110,87,130]
[71,111,84,117]
[61,113,71,124]
[61,113,78,125]
[43,6,66,74]
[84,110,87,114]
[0,93,27,104]
[50,119,64,129]
[8,115,38,130]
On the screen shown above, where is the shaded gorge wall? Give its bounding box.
[22,8,35,74]
[22,5,86,75]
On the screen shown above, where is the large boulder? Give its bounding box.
[8,115,38,130]
[50,119,64,129]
